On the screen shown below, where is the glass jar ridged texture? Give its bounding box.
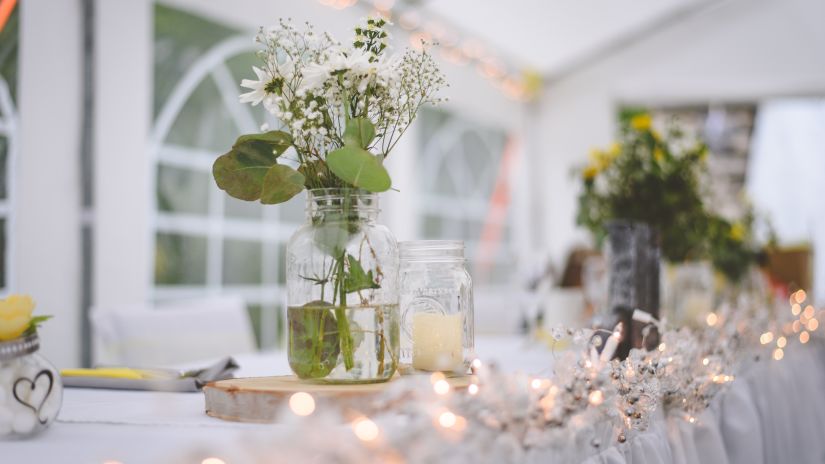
[399,241,474,374]
[286,189,399,383]
[0,335,63,439]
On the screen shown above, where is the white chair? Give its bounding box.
[90,296,256,367]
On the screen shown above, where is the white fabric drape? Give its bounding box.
[582,344,825,464]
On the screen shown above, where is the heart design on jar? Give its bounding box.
[13,369,54,425]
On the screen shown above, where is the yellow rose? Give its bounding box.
[630,114,652,131]
[0,294,35,341]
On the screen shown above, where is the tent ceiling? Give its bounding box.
[413,0,711,76]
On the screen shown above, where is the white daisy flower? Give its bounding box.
[239,66,275,106]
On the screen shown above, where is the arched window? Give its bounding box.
[150,5,300,347]
[417,109,516,286]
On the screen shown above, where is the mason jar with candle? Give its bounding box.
[399,241,474,375]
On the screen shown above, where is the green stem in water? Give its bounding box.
[335,251,355,370]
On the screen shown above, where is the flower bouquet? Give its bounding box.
[213,18,445,383]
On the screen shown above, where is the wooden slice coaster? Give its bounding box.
[204,375,471,423]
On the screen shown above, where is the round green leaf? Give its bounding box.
[326,146,391,192]
[260,164,306,205]
[212,150,274,201]
[213,130,293,201]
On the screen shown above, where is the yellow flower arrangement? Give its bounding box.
[0,294,35,341]
[577,109,711,263]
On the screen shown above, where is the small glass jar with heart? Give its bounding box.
[0,295,62,438]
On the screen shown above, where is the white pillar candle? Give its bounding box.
[412,312,463,372]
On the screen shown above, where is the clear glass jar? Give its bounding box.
[0,334,63,439]
[399,240,474,375]
[286,189,399,384]
[663,261,714,328]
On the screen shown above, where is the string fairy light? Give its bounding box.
[315,0,538,100]
[352,416,380,442]
[433,379,451,395]
[288,392,316,416]
[202,458,227,464]
[196,288,821,462]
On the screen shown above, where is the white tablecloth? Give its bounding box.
[4,337,825,463]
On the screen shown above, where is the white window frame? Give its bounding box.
[149,35,301,346]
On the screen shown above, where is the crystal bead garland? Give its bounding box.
[398,240,474,374]
[0,334,63,438]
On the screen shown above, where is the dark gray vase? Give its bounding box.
[605,220,660,356]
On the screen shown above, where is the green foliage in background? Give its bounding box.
[576,109,768,283]
[577,111,710,262]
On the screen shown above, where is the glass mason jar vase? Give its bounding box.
[0,334,63,439]
[286,189,399,384]
[398,241,474,375]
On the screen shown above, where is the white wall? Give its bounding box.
[536,0,825,271]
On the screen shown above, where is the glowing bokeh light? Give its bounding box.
[433,379,451,395]
[803,305,816,319]
[202,458,226,464]
[289,392,316,416]
[438,411,457,428]
[352,417,380,442]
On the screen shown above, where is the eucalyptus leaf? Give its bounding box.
[212,149,274,201]
[235,130,292,153]
[344,254,380,293]
[213,130,293,201]
[343,117,376,149]
[261,164,306,205]
[288,301,341,379]
[312,221,352,257]
[326,146,391,192]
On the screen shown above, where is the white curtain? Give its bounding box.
[746,98,825,303]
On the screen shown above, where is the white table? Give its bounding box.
[4,337,825,464]
[4,336,552,463]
